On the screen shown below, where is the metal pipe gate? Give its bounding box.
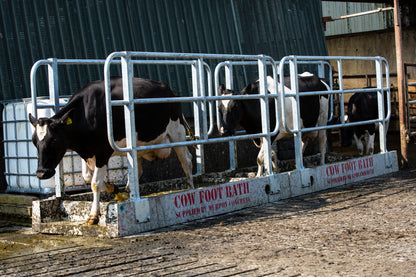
[28,53,392,197]
[27,52,398,236]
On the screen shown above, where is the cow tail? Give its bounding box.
[252,138,262,148]
[180,114,198,149]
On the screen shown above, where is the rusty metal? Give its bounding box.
[394,0,408,167]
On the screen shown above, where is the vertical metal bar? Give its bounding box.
[30,64,39,119]
[192,59,204,175]
[205,63,215,136]
[121,53,140,200]
[198,59,208,141]
[376,58,387,153]
[338,59,345,124]
[317,61,324,78]
[198,58,207,175]
[48,58,60,114]
[394,0,408,167]
[225,63,237,171]
[3,103,10,190]
[326,63,334,123]
[214,63,223,134]
[47,58,64,198]
[24,102,32,190]
[12,104,19,189]
[258,57,272,175]
[318,62,333,123]
[384,60,391,123]
[289,57,303,170]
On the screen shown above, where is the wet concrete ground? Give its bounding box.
[1,168,416,276]
[1,131,415,275]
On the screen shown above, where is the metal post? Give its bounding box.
[394,0,408,167]
[47,58,64,198]
[338,59,345,124]
[225,63,238,171]
[121,53,140,200]
[376,58,387,153]
[258,57,272,175]
[289,58,303,170]
[192,58,205,175]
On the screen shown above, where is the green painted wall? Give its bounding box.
[0,0,327,102]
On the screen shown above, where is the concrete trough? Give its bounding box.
[32,151,398,238]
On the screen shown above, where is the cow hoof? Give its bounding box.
[85,215,99,225]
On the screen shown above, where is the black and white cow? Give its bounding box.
[341,91,389,155]
[218,73,329,176]
[29,77,193,225]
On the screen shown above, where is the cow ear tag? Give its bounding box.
[66,117,73,125]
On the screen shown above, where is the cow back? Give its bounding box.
[48,77,183,166]
[284,75,326,128]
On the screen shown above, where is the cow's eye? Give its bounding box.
[49,138,58,146]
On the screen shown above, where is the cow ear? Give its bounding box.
[60,108,75,126]
[351,103,357,115]
[218,84,226,95]
[29,113,38,127]
[242,83,252,95]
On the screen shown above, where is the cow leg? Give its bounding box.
[354,133,364,155]
[81,158,95,183]
[318,130,327,164]
[256,143,279,176]
[172,146,193,189]
[271,148,278,173]
[317,96,328,165]
[167,119,194,189]
[86,166,107,225]
[301,139,309,154]
[366,131,375,155]
[256,146,264,177]
[83,158,117,193]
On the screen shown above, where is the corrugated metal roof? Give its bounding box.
[322,1,393,36]
[0,0,328,103]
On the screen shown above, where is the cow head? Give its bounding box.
[29,112,72,179]
[218,84,242,136]
[342,101,368,147]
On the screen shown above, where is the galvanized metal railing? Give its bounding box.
[30,58,112,197]
[27,52,392,199]
[103,52,277,200]
[279,55,391,170]
[213,59,333,173]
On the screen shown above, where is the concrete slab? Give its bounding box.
[32,151,398,237]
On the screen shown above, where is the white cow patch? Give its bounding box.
[36,124,48,141]
[114,118,180,160]
[299,71,314,77]
[221,93,232,110]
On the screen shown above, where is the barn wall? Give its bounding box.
[326,26,416,132]
[326,27,416,88]
[322,1,392,36]
[0,0,328,104]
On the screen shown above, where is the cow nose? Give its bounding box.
[220,129,233,137]
[36,169,55,179]
[220,127,225,135]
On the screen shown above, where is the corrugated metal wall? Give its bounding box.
[0,0,327,103]
[322,1,393,36]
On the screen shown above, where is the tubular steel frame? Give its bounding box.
[28,52,391,204]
